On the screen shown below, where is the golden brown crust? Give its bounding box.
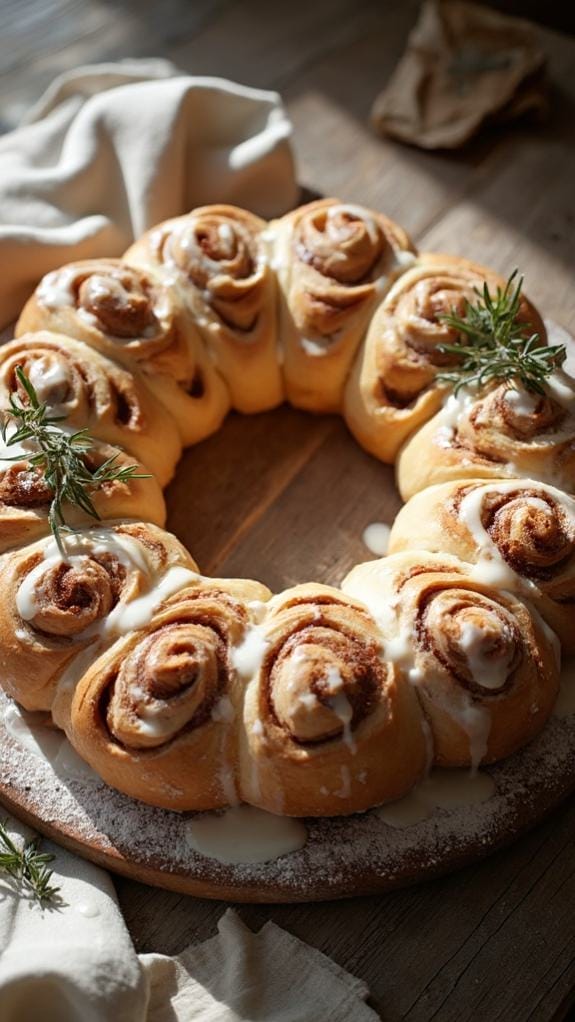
[342,552,560,768]
[271,198,416,412]
[239,583,427,816]
[0,331,182,485]
[396,373,575,501]
[62,577,272,811]
[17,260,196,378]
[0,522,196,713]
[389,478,575,652]
[344,253,546,463]
[124,205,282,413]
[0,440,166,553]
[17,262,231,446]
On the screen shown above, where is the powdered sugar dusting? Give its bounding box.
[1,686,574,899]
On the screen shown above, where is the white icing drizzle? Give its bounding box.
[16,530,199,638]
[185,805,307,865]
[218,222,234,244]
[459,479,575,592]
[52,740,99,781]
[3,701,98,781]
[546,368,575,413]
[27,358,72,411]
[0,421,32,462]
[301,336,330,357]
[377,767,495,829]
[247,599,268,623]
[75,901,101,918]
[231,625,269,680]
[395,249,417,270]
[458,618,515,691]
[211,696,235,723]
[362,522,391,557]
[300,329,344,357]
[503,387,540,416]
[436,373,575,460]
[434,388,478,446]
[323,665,356,753]
[453,698,492,774]
[342,562,493,770]
[36,267,77,309]
[105,565,199,635]
[4,702,63,761]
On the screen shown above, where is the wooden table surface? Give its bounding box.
[3,1,575,1019]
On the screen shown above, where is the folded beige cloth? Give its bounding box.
[144,910,378,1022]
[0,816,377,1022]
[372,0,547,149]
[0,59,298,328]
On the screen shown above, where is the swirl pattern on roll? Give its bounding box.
[19,260,199,378]
[0,522,197,714]
[64,578,271,810]
[343,255,546,462]
[0,429,166,553]
[240,583,427,816]
[270,198,416,413]
[124,205,282,413]
[389,478,575,652]
[396,372,575,501]
[0,331,183,485]
[342,551,560,770]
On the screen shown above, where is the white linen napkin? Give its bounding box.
[0,815,378,1022]
[0,58,298,329]
[0,815,147,1022]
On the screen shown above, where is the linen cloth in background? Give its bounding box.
[0,815,378,1022]
[0,58,298,328]
[372,0,548,149]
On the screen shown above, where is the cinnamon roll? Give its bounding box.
[62,577,271,810]
[0,521,198,714]
[17,260,230,446]
[124,205,282,413]
[343,552,559,768]
[0,430,166,552]
[0,331,182,486]
[270,198,416,412]
[239,583,427,816]
[389,478,575,652]
[396,372,575,501]
[344,254,545,462]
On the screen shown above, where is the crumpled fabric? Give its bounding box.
[0,58,298,327]
[372,0,548,149]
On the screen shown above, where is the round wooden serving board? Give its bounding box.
[1,320,574,902]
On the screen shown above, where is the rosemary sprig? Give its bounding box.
[0,366,149,554]
[0,820,61,907]
[436,270,567,395]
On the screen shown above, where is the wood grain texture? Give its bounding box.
[3,1,575,1019]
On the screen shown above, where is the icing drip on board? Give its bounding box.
[186,805,307,864]
[362,522,391,556]
[377,768,496,829]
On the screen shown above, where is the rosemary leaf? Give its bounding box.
[436,270,567,395]
[0,821,61,907]
[0,366,150,550]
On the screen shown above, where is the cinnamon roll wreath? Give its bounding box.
[1,199,572,817]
